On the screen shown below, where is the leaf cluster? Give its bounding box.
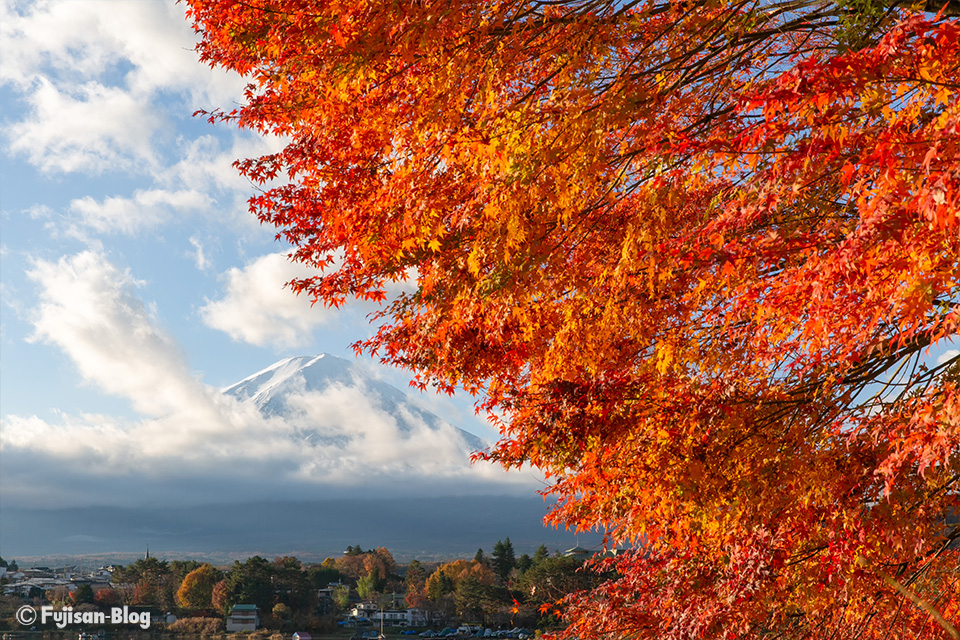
[187,0,960,637]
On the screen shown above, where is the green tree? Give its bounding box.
[119,557,176,609]
[272,556,312,610]
[519,556,593,613]
[170,560,203,584]
[427,570,454,602]
[405,560,426,593]
[117,557,170,584]
[72,584,95,605]
[532,546,549,565]
[356,573,379,600]
[491,539,515,584]
[225,556,274,611]
[454,575,487,622]
[404,560,428,608]
[515,554,532,576]
[308,564,343,589]
[331,585,351,610]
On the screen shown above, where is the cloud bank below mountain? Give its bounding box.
[1,251,538,510]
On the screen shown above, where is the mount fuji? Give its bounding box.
[2,354,601,561]
[222,353,487,452]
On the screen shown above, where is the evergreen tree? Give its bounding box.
[170,560,203,583]
[454,575,486,622]
[532,545,550,565]
[405,560,426,593]
[491,538,516,584]
[225,556,274,611]
[308,564,343,589]
[428,570,454,601]
[72,584,95,605]
[515,554,532,576]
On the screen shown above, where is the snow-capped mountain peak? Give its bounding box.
[222,353,486,450]
[223,354,354,409]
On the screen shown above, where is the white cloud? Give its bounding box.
[201,253,417,348]
[937,349,958,367]
[2,0,285,245]
[160,133,291,232]
[7,78,162,174]
[189,236,211,270]
[26,251,203,416]
[69,188,211,234]
[1,0,126,88]
[0,387,530,509]
[169,133,292,192]
[284,384,475,476]
[3,249,532,508]
[200,253,335,348]
[1,0,246,175]
[1,0,243,104]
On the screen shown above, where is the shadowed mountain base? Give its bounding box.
[1,496,604,563]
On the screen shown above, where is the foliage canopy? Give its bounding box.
[176,563,221,610]
[187,0,960,637]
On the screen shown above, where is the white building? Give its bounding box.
[349,604,429,627]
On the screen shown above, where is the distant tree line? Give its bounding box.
[0,541,600,632]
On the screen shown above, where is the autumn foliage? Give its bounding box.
[187,0,960,637]
[176,563,221,610]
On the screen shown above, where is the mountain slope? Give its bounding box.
[223,353,487,451]
[0,355,554,559]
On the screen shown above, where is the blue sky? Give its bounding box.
[0,0,524,511]
[5,0,956,519]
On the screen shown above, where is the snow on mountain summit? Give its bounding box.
[222,353,486,451]
[223,354,355,410]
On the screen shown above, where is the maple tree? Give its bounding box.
[176,563,222,609]
[187,0,959,637]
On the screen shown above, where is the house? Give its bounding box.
[348,604,429,628]
[226,604,259,632]
[3,577,74,597]
[563,546,590,559]
[350,602,380,617]
[372,608,430,627]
